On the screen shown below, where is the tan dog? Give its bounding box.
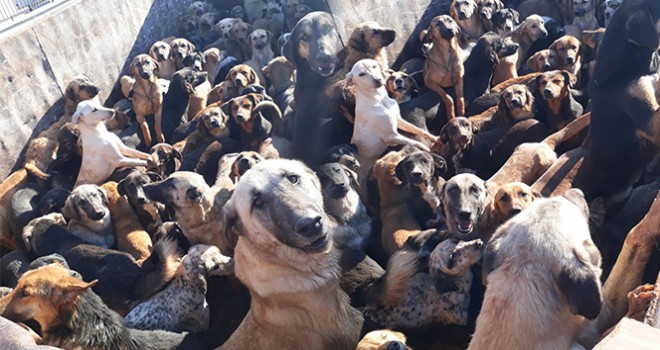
[73,100,153,187]
[225,64,260,96]
[149,41,176,80]
[371,150,422,257]
[220,159,363,349]
[130,54,163,147]
[483,84,535,130]
[450,0,484,41]
[345,21,397,70]
[549,35,582,77]
[245,29,273,83]
[493,14,548,85]
[208,81,235,104]
[356,330,410,350]
[202,47,223,83]
[492,182,538,224]
[526,49,558,72]
[102,181,152,262]
[142,172,234,254]
[170,38,196,70]
[423,15,465,119]
[177,106,230,154]
[385,71,418,104]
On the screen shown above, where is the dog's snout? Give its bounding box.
[140,71,151,80]
[91,211,106,221]
[411,171,423,181]
[475,241,484,249]
[209,119,220,128]
[383,341,408,350]
[542,63,551,71]
[509,207,522,217]
[316,53,333,66]
[566,56,575,64]
[295,216,323,238]
[543,88,553,97]
[458,211,471,221]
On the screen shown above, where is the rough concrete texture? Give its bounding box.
[0,0,193,179]
[326,0,452,69]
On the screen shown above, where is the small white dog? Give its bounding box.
[347,59,437,181]
[73,99,154,187]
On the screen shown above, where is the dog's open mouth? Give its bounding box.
[316,64,335,77]
[302,235,329,253]
[457,220,473,235]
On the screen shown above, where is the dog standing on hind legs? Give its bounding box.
[423,15,465,119]
[130,54,163,147]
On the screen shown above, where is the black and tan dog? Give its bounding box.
[284,11,347,166]
[423,15,465,120]
[385,70,419,104]
[222,93,283,152]
[0,264,204,350]
[117,169,169,234]
[533,70,583,131]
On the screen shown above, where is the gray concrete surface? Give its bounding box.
[0,0,193,179]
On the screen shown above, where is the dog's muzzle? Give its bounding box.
[456,211,474,235]
[235,114,248,123]
[90,210,106,221]
[295,216,329,253]
[510,98,523,108]
[566,56,576,64]
[140,71,152,80]
[542,63,551,71]
[543,89,555,99]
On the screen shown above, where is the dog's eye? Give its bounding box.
[358,72,366,77]
[253,196,265,208]
[470,186,480,195]
[92,108,97,112]
[500,194,510,203]
[20,289,29,298]
[286,174,300,184]
[520,192,529,198]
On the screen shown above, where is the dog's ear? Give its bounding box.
[560,70,578,88]
[439,124,450,144]
[341,164,359,189]
[246,92,266,106]
[186,187,204,204]
[265,30,274,42]
[626,11,660,50]
[248,67,257,84]
[188,41,196,53]
[65,85,77,102]
[130,60,138,78]
[431,154,447,178]
[97,186,109,206]
[146,172,163,183]
[171,147,183,162]
[57,278,98,304]
[282,31,296,67]
[532,189,542,199]
[345,71,355,86]
[530,73,544,94]
[117,177,128,196]
[152,59,159,74]
[221,99,233,117]
[557,250,603,319]
[394,159,408,184]
[563,188,589,220]
[62,195,81,221]
[482,233,502,283]
[526,54,538,72]
[512,9,520,23]
[349,26,368,53]
[222,197,241,253]
[419,28,431,44]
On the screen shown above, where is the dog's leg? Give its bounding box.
[386,134,430,152]
[136,113,152,147]
[429,84,456,120]
[397,117,437,143]
[455,76,465,117]
[154,107,165,144]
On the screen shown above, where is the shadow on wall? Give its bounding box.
[10,0,193,175]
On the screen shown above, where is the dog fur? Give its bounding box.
[62,184,114,249]
[220,159,363,349]
[130,54,164,147]
[103,181,152,262]
[441,173,492,241]
[149,41,176,80]
[345,21,397,70]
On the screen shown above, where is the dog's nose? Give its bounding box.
[316,53,333,66]
[337,182,347,191]
[140,72,151,80]
[295,216,323,238]
[383,341,408,350]
[209,119,220,128]
[91,211,105,221]
[510,98,523,108]
[566,56,575,64]
[542,63,551,71]
[543,88,553,97]
[509,207,522,216]
[475,241,484,249]
[137,196,148,205]
[235,79,244,86]
[458,211,471,221]
[411,171,423,181]
[395,78,403,85]
[459,10,467,17]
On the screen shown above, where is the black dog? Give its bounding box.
[395,150,447,228]
[117,170,169,234]
[576,0,660,201]
[463,32,519,105]
[161,68,208,142]
[283,11,348,167]
[322,143,361,171]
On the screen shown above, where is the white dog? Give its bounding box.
[72,99,154,187]
[346,59,437,182]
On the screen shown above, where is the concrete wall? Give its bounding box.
[0,0,193,179]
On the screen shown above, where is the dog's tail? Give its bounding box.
[24,162,50,181]
[253,100,282,124]
[362,250,418,307]
[132,238,180,300]
[542,112,591,151]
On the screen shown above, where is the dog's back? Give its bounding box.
[470,189,602,349]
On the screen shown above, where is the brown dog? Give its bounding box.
[225,64,260,96]
[149,41,176,80]
[526,49,558,72]
[492,182,538,224]
[170,38,196,70]
[102,181,152,262]
[178,106,230,154]
[493,14,548,85]
[450,0,484,41]
[483,84,535,130]
[549,35,582,78]
[385,71,418,104]
[423,15,465,119]
[130,54,163,147]
[345,21,397,70]
[371,150,422,257]
[534,70,582,131]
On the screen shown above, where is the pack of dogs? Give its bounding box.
[2,0,660,349]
